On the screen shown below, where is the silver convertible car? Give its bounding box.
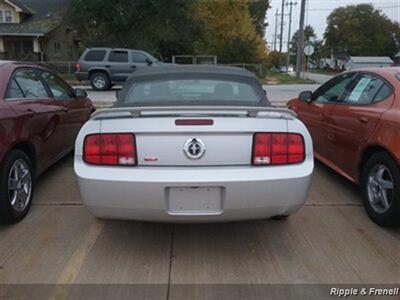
[74,65,314,222]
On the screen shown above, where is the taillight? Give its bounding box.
[252,133,305,165]
[83,133,136,166]
[74,63,81,72]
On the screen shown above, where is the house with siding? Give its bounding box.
[345,56,394,71]
[0,0,81,62]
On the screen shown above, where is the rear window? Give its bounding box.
[374,83,392,102]
[120,78,265,106]
[108,51,128,62]
[345,75,384,105]
[84,50,106,62]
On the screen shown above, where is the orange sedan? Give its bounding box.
[288,68,400,227]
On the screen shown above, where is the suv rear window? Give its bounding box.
[84,50,106,62]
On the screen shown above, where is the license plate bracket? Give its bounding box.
[166,187,223,215]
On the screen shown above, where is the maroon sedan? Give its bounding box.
[0,61,94,223]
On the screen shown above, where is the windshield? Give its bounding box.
[121,78,265,106]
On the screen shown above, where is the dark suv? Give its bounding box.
[74,48,160,90]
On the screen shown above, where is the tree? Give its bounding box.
[266,51,287,70]
[311,40,330,65]
[68,0,202,60]
[386,19,400,53]
[193,0,267,63]
[248,0,271,35]
[69,0,269,63]
[324,4,400,57]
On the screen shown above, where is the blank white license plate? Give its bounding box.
[166,187,223,215]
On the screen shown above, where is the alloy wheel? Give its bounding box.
[8,159,32,212]
[367,164,394,214]
[93,76,106,89]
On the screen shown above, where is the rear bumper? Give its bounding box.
[74,157,314,222]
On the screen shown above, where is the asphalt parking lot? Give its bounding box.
[1,156,400,288]
[1,87,399,299]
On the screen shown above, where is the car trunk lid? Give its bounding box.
[96,107,293,166]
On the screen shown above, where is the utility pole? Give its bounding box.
[279,0,285,53]
[273,9,279,51]
[286,1,297,72]
[295,0,306,79]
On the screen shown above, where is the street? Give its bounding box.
[300,72,334,84]
[265,83,319,104]
[0,155,400,294]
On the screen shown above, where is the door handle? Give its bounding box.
[26,109,35,117]
[358,117,368,123]
[105,65,110,68]
[320,112,328,117]
[131,65,137,69]
[62,107,70,113]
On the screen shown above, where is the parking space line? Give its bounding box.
[56,219,104,284]
[48,220,105,300]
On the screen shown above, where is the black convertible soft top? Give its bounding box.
[126,64,257,78]
[115,64,269,107]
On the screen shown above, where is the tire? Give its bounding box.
[0,150,34,223]
[361,152,400,227]
[90,72,111,91]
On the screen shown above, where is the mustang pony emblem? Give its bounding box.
[183,138,206,159]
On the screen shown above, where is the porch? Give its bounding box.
[0,35,45,61]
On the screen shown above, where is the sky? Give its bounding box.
[266,0,400,51]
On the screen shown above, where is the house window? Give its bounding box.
[5,10,12,23]
[54,42,61,58]
[0,11,4,23]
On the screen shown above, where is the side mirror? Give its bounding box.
[146,58,153,65]
[299,91,313,103]
[75,88,88,98]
